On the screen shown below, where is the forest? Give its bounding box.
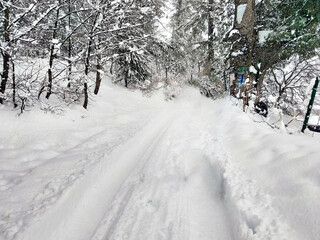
[2,1,320,239]
[0,0,320,120]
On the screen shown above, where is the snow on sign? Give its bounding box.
[237,4,247,24]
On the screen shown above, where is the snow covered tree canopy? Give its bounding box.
[256,0,320,59]
[0,0,164,109]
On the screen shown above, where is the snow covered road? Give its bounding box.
[1,84,320,240]
[91,96,235,240]
[17,90,236,240]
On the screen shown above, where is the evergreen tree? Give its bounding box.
[111,0,163,88]
[254,0,320,102]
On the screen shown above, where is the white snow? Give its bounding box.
[249,65,258,74]
[258,30,273,45]
[231,50,244,57]
[237,4,247,24]
[229,29,240,37]
[268,95,277,103]
[1,80,320,240]
[51,39,59,44]
[305,77,316,94]
[156,1,174,42]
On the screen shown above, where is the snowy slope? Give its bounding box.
[1,81,320,240]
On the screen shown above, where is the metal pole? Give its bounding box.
[302,77,319,133]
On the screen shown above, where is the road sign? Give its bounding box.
[237,66,246,75]
[238,75,244,83]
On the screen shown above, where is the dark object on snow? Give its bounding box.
[255,101,268,117]
[302,77,319,133]
[307,125,320,133]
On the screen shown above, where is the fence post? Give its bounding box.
[302,77,319,133]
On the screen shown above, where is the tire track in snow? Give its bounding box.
[7,87,296,240]
[92,97,237,240]
[1,122,149,240]
[19,110,175,240]
[95,123,172,240]
[92,119,189,240]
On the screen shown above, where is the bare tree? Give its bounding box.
[263,56,320,113]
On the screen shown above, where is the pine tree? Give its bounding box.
[254,0,320,103]
[111,0,163,88]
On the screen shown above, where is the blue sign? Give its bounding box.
[238,75,244,84]
[237,75,246,88]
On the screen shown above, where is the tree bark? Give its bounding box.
[125,70,128,88]
[83,82,88,109]
[83,11,100,108]
[46,4,60,99]
[94,53,102,95]
[1,1,10,104]
[207,0,214,66]
[67,0,72,88]
[255,69,267,104]
[83,35,93,108]
[165,67,168,85]
[230,0,256,108]
[12,60,17,108]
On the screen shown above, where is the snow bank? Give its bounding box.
[209,97,320,240]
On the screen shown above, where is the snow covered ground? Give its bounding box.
[1,80,320,240]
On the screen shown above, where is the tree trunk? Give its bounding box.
[223,70,227,91]
[83,35,93,108]
[12,60,17,108]
[85,36,93,76]
[275,88,285,107]
[1,1,10,104]
[165,67,168,85]
[67,0,72,88]
[230,0,256,106]
[83,82,88,109]
[243,87,248,111]
[83,11,100,108]
[46,4,60,99]
[255,69,267,105]
[125,70,128,88]
[94,54,102,95]
[207,0,214,67]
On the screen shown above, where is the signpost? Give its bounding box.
[238,75,244,83]
[302,77,319,133]
[236,66,246,88]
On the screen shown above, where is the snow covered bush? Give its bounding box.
[113,49,151,88]
[196,75,224,100]
[261,56,320,117]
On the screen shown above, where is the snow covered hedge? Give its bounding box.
[193,75,224,100]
